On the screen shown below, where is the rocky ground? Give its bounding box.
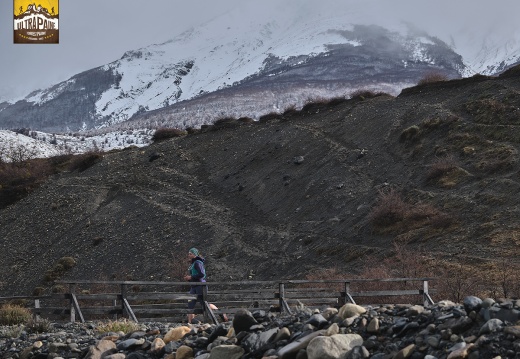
[2,295,520,359]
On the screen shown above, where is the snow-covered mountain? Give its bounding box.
[1,1,519,133]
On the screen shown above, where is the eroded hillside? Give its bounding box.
[1,67,520,298]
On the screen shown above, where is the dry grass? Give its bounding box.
[43,256,77,283]
[418,72,448,86]
[95,319,140,335]
[425,155,459,182]
[399,125,421,143]
[0,304,32,325]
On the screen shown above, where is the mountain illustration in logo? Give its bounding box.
[14,1,59,44]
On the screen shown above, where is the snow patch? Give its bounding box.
[25,78,76,104]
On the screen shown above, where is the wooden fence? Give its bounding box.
[0,278,434,324]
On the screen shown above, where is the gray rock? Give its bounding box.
[83,340,117,359]
[343,345,370,359]
[479,318,504,335]
[426,335,440,348]
[126,353,147,359]
[241,327,278,352]
[209,344,245,359]
[293,156,305,164]
[481,298,495,308]
[306,334,363,359]
[366,318,379,334]
[277,330,326,359]
[463,296,482,313]
[116,338,145,351]
[306,314,328,329]
[232,309,258,333]
[482,306,520,323]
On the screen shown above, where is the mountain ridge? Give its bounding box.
[3,5,518,133]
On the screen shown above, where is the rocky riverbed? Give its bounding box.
[2,296,520,359]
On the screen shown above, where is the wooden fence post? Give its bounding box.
[68,283,85,323]
[279,282,292,314]
[344,281,355,305]
[121,283,126,317]
[69,284,76,323]
[34,298,40,321]
[202,284,218,324]
[202,284,209,323]
[423,280,434,307]
[121,283,137,322]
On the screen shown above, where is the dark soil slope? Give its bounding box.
[2,67,520,297]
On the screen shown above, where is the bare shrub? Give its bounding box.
[326,96,349,106]
[405,202,441,222]
[434,263,482,303]
[168,247,192,282]
[58,256,77,270]
[67,152,102,172]
[32,287,45,296]
[0,162,30,185]
[425,155,459,182]
[349,89,390,101]
[26,317,53,334]
[399,125,421,143]
[43,257,76,283]
[485,259,520,299]
[303,96,328,106]
[0,138,39,163]
[152,127,187,142]
[51,285,66,294]
[368,188,408,227]
[259,112,281,123]
[476,146,516,174]
[418,72,448,85]
[213,117,236,126]
[0,158,54,209]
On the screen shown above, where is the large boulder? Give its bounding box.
[84,340,117,359]
[307,334,363,359]
[164,326,191,343]
[338,304,366,319]
[232,308,258,333]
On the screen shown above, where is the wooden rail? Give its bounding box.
[0,278,434,324]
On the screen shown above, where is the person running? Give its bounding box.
[184,247,206,323]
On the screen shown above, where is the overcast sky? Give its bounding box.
[0,0,244,100]
[1,0,519,101]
